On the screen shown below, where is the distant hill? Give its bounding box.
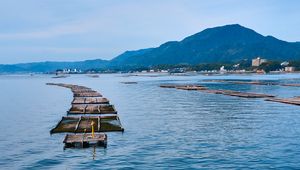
[0,59,108,73]
[110,24,300,66]
[1,24,300,73]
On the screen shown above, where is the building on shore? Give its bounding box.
[252,57,267,67]
[281,61,289,67]
[220,66,227,74]
[285,66,295,72]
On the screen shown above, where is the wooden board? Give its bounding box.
[63,133,107,148]
[50,116,124,134]
[71,97,110,104]
[73,92,102,97]
[202,89,275,98]
[68,104,117,114]
[266,97,300,106]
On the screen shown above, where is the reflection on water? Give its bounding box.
[0,73,300,169]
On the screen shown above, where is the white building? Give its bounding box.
[252,57,267,67]
[220,66,227,74]
[285,67,295,72]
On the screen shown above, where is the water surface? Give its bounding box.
[0,73,300,169]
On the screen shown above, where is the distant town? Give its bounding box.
[54,57,299,75]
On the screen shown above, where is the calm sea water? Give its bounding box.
[0,73,300,169]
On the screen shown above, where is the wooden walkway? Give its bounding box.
[160,84,275,98]
[72,97,109,104]
[203,79,300,87]
[68,104,117,114]
[50,116,124,133]
[159,82,300,106]
[160,84,207,90]
[47,83,124,148]
[64,133,107,148]
[266,97,300,106]
[202,89,275,98]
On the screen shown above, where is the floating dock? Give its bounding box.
[72,97,109,104]
[64,133,107,148]
[203,79,300,87]
[50,116,124,134]
[68,104,117,114]
[281,84,300,87]
[47,83,124,148]
[266,97,300,106]
[120,81,138,84]
[203,89,275,98]
[160,84,275,98]
[160,84,207,90]
[159,83,300,106]
[176,85,207,91]
[73,92,102,97]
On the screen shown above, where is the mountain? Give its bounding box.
[1,24,300,73]
[110,24,300,66]
[0,59,108,73]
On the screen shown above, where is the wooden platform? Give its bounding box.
[72,97,110,104]
[47,83,125,148]
[63,133,107,148]
[266,97,300,106]
[68,104,117,114]
[120,81,138,84]
[203,80,300,87]
[203,80,279,86]
[72,89,95,93]
[160,83,274,98]
[176,85,207,91]
[73,92,102,97]
[202,89,275,98]
[281,84,300,87]
[160,84,207,90]
[50,116,124,134]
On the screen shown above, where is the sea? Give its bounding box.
[0,73,300,169]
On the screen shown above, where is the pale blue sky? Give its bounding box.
[0,0,300,64]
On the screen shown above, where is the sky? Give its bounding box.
[0,0,300,64]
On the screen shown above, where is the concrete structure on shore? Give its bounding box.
[285,66,296,72]
[252,57,267,67]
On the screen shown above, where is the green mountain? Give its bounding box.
[1,24,300,73]
[110,24,300,66]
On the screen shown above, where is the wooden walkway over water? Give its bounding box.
[160,82,300,106]
[47,83,124,148]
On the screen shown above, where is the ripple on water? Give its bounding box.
[1,74,300,169]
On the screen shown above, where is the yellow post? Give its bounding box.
[91,121,95,138]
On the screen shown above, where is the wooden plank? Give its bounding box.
[68,104,117,114]
[50,115,123,133]
[201,89,275,98]
[63,133,107,148]
[50,117,79,134]
[266,97,300,106]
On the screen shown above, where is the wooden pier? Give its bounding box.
[47,83,124,148]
